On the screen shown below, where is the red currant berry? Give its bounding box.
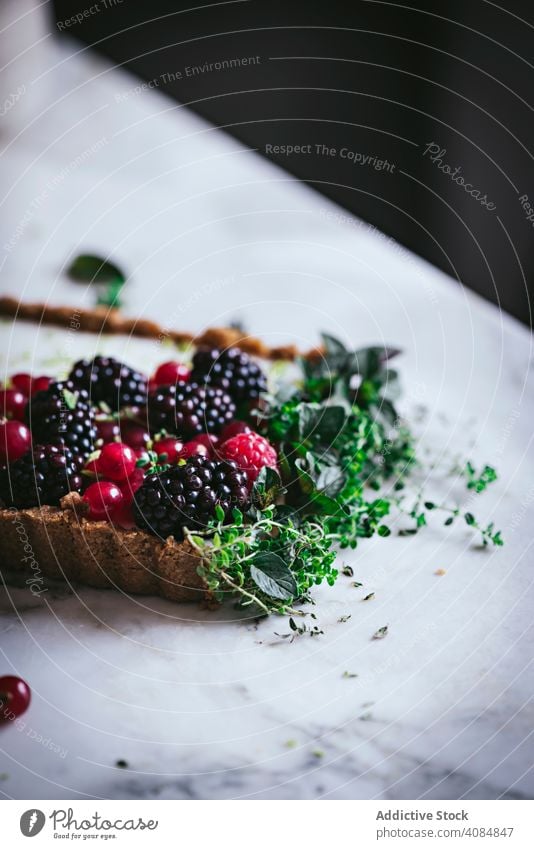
[0,420,31,463]
[1,389,27,421]
[220,420,252,442]
[0,675,31,722]
[82,481,123,520]
[152,361,191,386]
[96,442,137,482]
[111,501,136,529]
[178,440,210,460]
[11,373,33,396]
[31,375,51,395]
[83,458,101,477]
[154,437,184,464]
[119,420,151,451]
[188,433,218,456]
[118,467,145,504]
[95,419,121,444]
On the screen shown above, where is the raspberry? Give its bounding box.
[191,347,267,402]
[69,356,147,411]
[133,455,249,540]
[1,444,83,508]
[218,432,277,486]
[147,381,235,438]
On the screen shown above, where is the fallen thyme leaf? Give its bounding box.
[372,625,388,640]
[362,592,375,601]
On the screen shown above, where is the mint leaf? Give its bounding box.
[298,403,346,443]
[250,553,297,601]
[67,254,125,285]
[251,466,285,509]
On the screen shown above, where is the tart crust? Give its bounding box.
[0,297,309,361]
[0,494,205,602]
[0,302,309,601]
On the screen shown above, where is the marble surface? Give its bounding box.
[0,12,533,800]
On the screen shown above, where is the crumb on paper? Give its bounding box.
[435,568,447,576]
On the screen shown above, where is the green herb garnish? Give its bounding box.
[66,253,126,308]
[181,333,502,617]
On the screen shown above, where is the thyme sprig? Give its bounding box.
[185,334,502,615]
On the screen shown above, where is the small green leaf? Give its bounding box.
[67,254,125,286]
[251,466,285,508]
[315,463,346,497]
[372,625,388,640]
[250,552,297,601]
[214,504,225,523]
[321,332,348,357]
[62,388,78,410]
[96,279,124,308]
[464,512,475,526]
[298,403,346,443]
[232,507,243,526]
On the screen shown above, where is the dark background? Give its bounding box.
[53,0,534,326]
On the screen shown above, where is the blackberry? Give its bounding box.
[133,455,249,540]
[191,347,267,402]
[1,444,83,508]
[148,381,236,438]
[69,356,147,410]
[26,381,96,459]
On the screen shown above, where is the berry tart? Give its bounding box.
[0,316,502,614]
